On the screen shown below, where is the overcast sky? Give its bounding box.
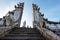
[0,0,60,27]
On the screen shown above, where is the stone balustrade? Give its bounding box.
[36,26,60,40]
[0,26,14,38]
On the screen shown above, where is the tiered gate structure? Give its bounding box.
[0,2,60,40]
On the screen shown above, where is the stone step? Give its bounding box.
[12,29,39,32]
[1,37,41,40]
[5,34,41,37]
[10,30,40,32]
[0,38,42,40]
[12,27,38,32]
[9,32,40,34]
[0,27,46,40]
[12,30,39,32]
[12,27,36,30]
[11,30,39,32]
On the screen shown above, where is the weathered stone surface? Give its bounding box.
[0,26,14,38]
[0,27,46,40]
[36,26,60,40]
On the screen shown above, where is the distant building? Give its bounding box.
[23,21,26,27]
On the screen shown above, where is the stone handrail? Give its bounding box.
[0,23,17,38]
[0,22,19,37]
[36,26,60,40]
[0,26,14,38]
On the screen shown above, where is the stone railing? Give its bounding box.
[0,26,14,38]
[36,26,60,40]
[0,23,17,38]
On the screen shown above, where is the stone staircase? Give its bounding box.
[0,27,46,40]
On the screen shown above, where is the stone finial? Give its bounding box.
[14,5,17,8]
[32,4,38,10]
[32,4,36,7]
[15,2,24,8]
[41,14,44,16]
[17,4,19,7]
[18,2,24,8]
[32,3,40,12]
[8,11,14,15]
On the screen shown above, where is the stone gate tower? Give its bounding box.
[9,2,24,27]
[32,4,40,28]
[32,4,44,28]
